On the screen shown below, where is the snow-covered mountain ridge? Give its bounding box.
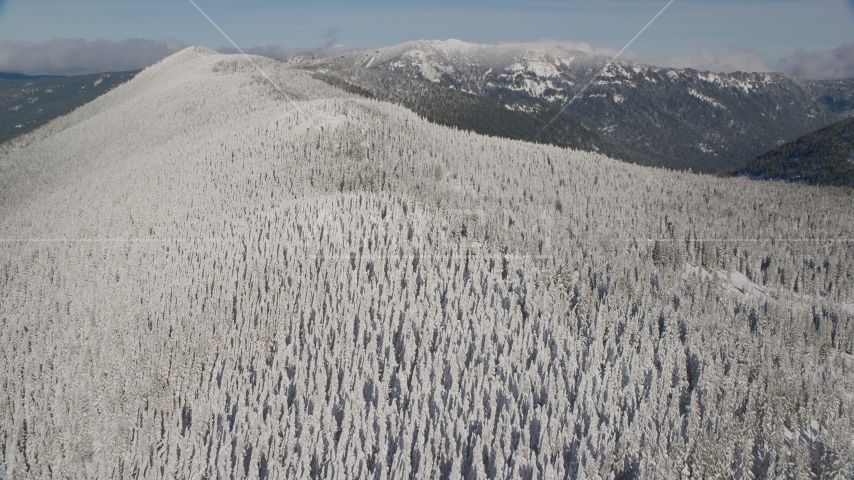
[1,47,853,478]
[294,39,854,172]
[297,39,779,98]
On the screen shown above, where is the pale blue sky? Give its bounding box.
[0,0,853,76]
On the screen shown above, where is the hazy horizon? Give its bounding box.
[0,0,852,78]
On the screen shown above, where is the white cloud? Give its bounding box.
[217,27,344,60]
[533,39,854,80]
[216,43,350,60]
[532,39,619,58]
[0,35,351,76]
[3,37,852,80]
[652,48,773,74]
[775,43,854,80]
[644,43,854,80]
[0,38,187,75]
[216,44,299,59]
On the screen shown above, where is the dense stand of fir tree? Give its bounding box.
[1,48,853,479]
[739,115,854,186]
[307,68,654,167]
[0,71,138,144]
[294,42,854,174]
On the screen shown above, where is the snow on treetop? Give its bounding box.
[1,46,852,479]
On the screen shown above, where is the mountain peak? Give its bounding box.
[140,46,219,74]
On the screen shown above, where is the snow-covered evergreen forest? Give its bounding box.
[1,47,853,479]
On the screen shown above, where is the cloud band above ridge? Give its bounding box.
[1,37,852,80]
[0,38,187,75]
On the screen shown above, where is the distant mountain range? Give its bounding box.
[0,72,61,80]
[0,71,138,144]
[292,39,854,173]
[739,115,854,186]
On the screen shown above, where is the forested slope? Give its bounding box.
[307,69,654,167]
[0,71,138,144]
[1,47,853,479]
[294,40,854,173]
[740,115,854,186]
